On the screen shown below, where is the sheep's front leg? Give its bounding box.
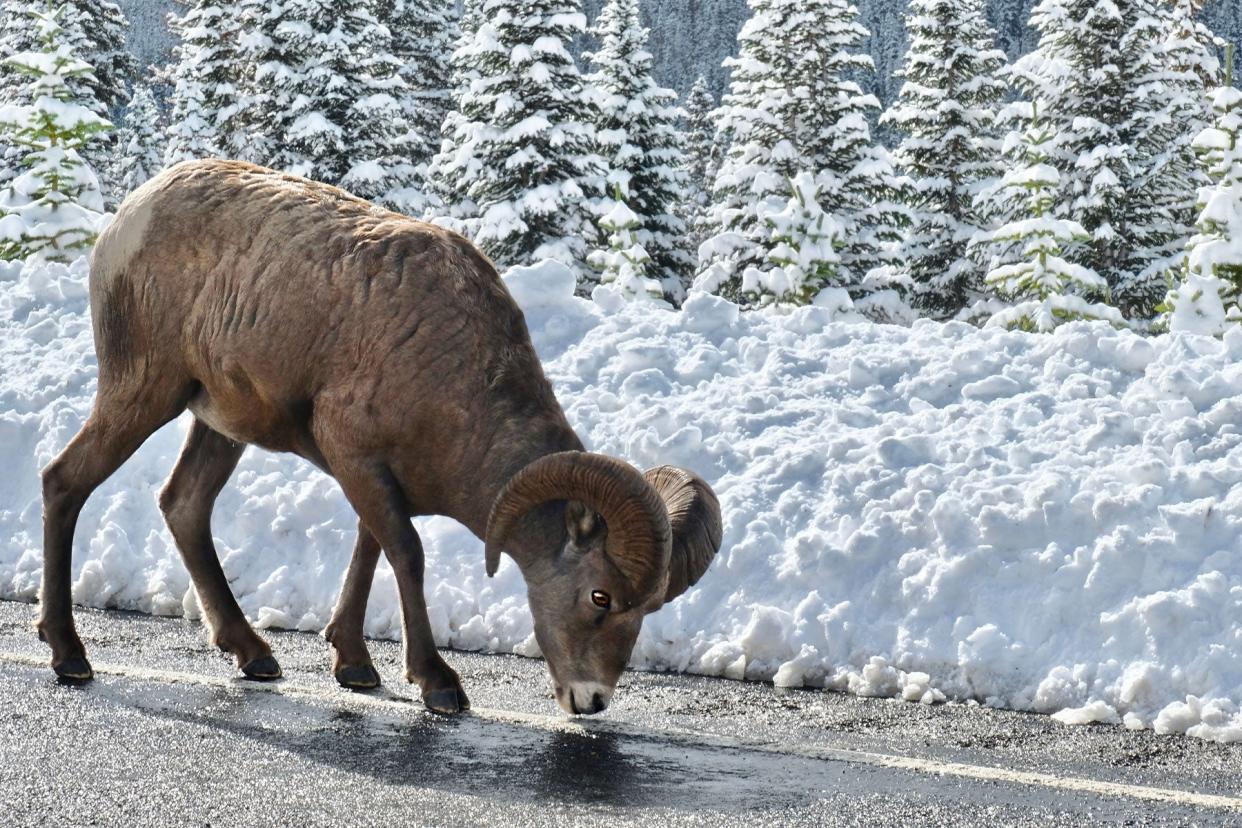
[324,521,383,689]
[330,461,469,714]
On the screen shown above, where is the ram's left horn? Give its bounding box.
[642,466,722,605]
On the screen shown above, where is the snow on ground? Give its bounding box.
[1,256,1240,742]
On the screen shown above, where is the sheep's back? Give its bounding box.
[88,159,557,470]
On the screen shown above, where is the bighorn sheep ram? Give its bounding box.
[38,160,721,715]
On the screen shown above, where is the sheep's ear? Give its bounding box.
[565,500,601,547]
[642,466,722,606]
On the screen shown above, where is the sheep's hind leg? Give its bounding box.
[159,419,280,680]
[328,459,468,714]
[39,387,190,681]
[323,521,383,690]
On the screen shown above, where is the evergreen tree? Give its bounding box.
[428,0,603,280]
[1166,54,1242,333]
[384,0,455,169]
[1008,0,1193,319]
[696,0,909,313]
[1167,0,1224,91]
[0,1,43,190]
[0,2,41,102]
[65,1,135,117]
[977,103,1124,330]
[163,0,243,164]
[1,0,133,204]
[745,171,844,306]
[587,0,693,303]
[336,9,418,209]
[880,0,1008,318]
[424,0,483,220]
[56,0,134,207]
[360,0,457,214]
[234,0,412,204]
[588,189,665,304]
[109,81,163,197]
[1200,0,1242,81]
[1151,0,1224,270]
[0,3,110,261]
[680,74,718,254]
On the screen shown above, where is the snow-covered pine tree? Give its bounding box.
[0,1,43,190]
[682,76,718,195]
[1152,0,1224,274]
[1166,49,1242,334]
[696,0,909,314]
[680,74,718,255]
[744,171,844,307]
[424,0,483,221]
[109,81,163,197]
[382,0,455,170]
[978,103,1124,331]
[233,0,412,204]
[71,0,133,188]
[1008,0,1191,320]
[1166,0,1224,91]
[428,0,604,281]
[64,1,135,117]
[335,9,417,208]
[588,188,665,304]
[459,0,484,33]
[880,0,1008,319]
[1,0,132,204]
[57,0,134,207]
[587,0,693,303]
[0,3,110,262]
[0,2,41,102]
[164,0,244,164]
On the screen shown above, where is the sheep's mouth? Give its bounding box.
[569,695,604,715]
[563,683,610,715]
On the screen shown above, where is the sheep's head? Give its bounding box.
[485,452,721,715]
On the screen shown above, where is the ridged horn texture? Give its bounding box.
[642,466,722,606]
[485,452,672,601]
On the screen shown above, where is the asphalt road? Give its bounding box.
[0,600,1238,827]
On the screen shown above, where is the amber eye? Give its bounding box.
[590,590,611,610]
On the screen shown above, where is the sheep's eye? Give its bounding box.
[590,590,611,610]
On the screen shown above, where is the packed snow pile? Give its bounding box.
[2,256,1241,742]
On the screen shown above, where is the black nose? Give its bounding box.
[590,692,606,713]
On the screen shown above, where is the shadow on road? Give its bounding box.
[84,676,833,811]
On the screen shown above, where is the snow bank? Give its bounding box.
[2,256,1241,742]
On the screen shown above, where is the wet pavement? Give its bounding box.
[0,600,1239,826]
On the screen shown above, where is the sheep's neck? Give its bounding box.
[449,418,584,544]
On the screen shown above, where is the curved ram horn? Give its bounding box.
[642,466,722,606]
[485,452,672,602]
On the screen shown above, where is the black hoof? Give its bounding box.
[240,655,282,681]
[53,656,94,683]
[335,664,381,690]
[423,687,470,715]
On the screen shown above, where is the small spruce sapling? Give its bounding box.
[0,3,110,262]
[978,103,1124,331]
[740,172,844,308]
[589,185,664,305]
